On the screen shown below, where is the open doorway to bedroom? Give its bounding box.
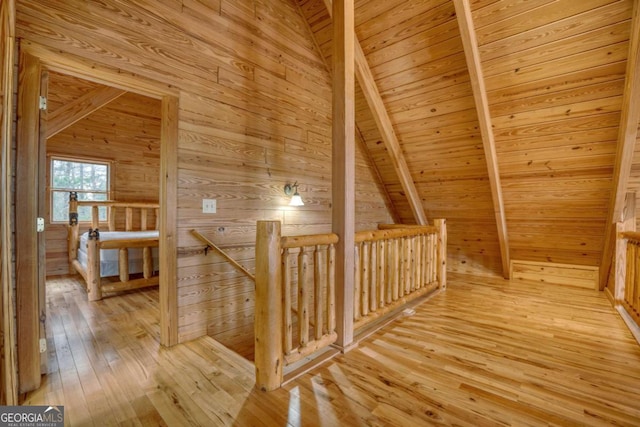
[44,69,163,342]
[13,46,178,396]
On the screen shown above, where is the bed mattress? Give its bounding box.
[78,230,160,277]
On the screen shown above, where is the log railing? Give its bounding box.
[255,219,447,391]
[618,232,640,327]
[354,219,446,330]
[281,233,338,365]
[254,221,338,391]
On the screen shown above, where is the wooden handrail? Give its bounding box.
[254,220,446,391]
[620,231,640,243]
[190,229,256,282]
[281,233,339,248]
[355,226,437,242]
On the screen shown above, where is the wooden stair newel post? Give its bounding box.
[435,219,447,290]
[254,221,283,391]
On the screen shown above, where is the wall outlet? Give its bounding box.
[39,338,47,353]
[202,199,217,214]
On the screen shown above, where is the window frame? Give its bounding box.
[48,155,114,224]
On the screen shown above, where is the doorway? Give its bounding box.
[14,45,179,395]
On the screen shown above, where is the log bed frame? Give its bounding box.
[67,192,160,301]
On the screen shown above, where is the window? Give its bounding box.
[50,157,110,223]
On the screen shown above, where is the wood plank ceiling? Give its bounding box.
[297,0,639,279]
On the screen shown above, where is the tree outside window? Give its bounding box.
[50,158,110,222]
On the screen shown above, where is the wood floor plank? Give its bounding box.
[22,273,640,426]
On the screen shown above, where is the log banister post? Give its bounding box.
[255,221,283,391]
[435,219,447,290]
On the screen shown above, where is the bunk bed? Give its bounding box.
[67,191,160,301]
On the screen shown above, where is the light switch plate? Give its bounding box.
[202,199,217,213]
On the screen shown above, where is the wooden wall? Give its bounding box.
[16,0,392,350]
[44,71,161,277]
[300,0,504,275]
[474,0,628,269]
[300,0,634,276]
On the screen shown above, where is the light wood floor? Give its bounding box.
[24,273,640,426]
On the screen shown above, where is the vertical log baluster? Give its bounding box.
[282,248,292,355]
[392,238,400,301]
[314,245,325,340]
[361,241,370,316]
[328,243,336,333]
[629,242,640,315]
[298,246,311,348]
[370,241,377,313]
[415,234,423,289]
[403,237,411,295]
[354,243,361,321]
[625,243,634,309]
[378,239,385,309]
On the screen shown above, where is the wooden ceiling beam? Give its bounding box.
[453,0,510,278]
[322,0,428,225]
[45,85,126,139]
[600,0,640,290]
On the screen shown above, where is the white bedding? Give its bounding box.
[78,230,160,277]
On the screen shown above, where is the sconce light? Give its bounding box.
[284,182,304,206]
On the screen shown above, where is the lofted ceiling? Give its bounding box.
[297,0,640,279]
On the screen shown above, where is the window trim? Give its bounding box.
[48,155,114,224]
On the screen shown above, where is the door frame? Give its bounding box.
[15,50,44,393]
[14,40,179,394]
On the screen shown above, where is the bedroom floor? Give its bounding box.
[22,273,640,426]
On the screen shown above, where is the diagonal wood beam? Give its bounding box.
[600,0,640,290]
[45,85,126,139]
[321,0,428,225]
[453,0,510,279]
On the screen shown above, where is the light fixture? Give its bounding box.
[284,182,304,206]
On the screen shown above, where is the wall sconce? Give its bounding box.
[284,182,304,206]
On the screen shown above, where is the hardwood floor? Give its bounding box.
[24,273,640,426]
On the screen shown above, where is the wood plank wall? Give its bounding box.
[472,0,630,267]
[15,0,392,350]
[300,0,503,276]
[45,71,161,276]
[301,0,634,276]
